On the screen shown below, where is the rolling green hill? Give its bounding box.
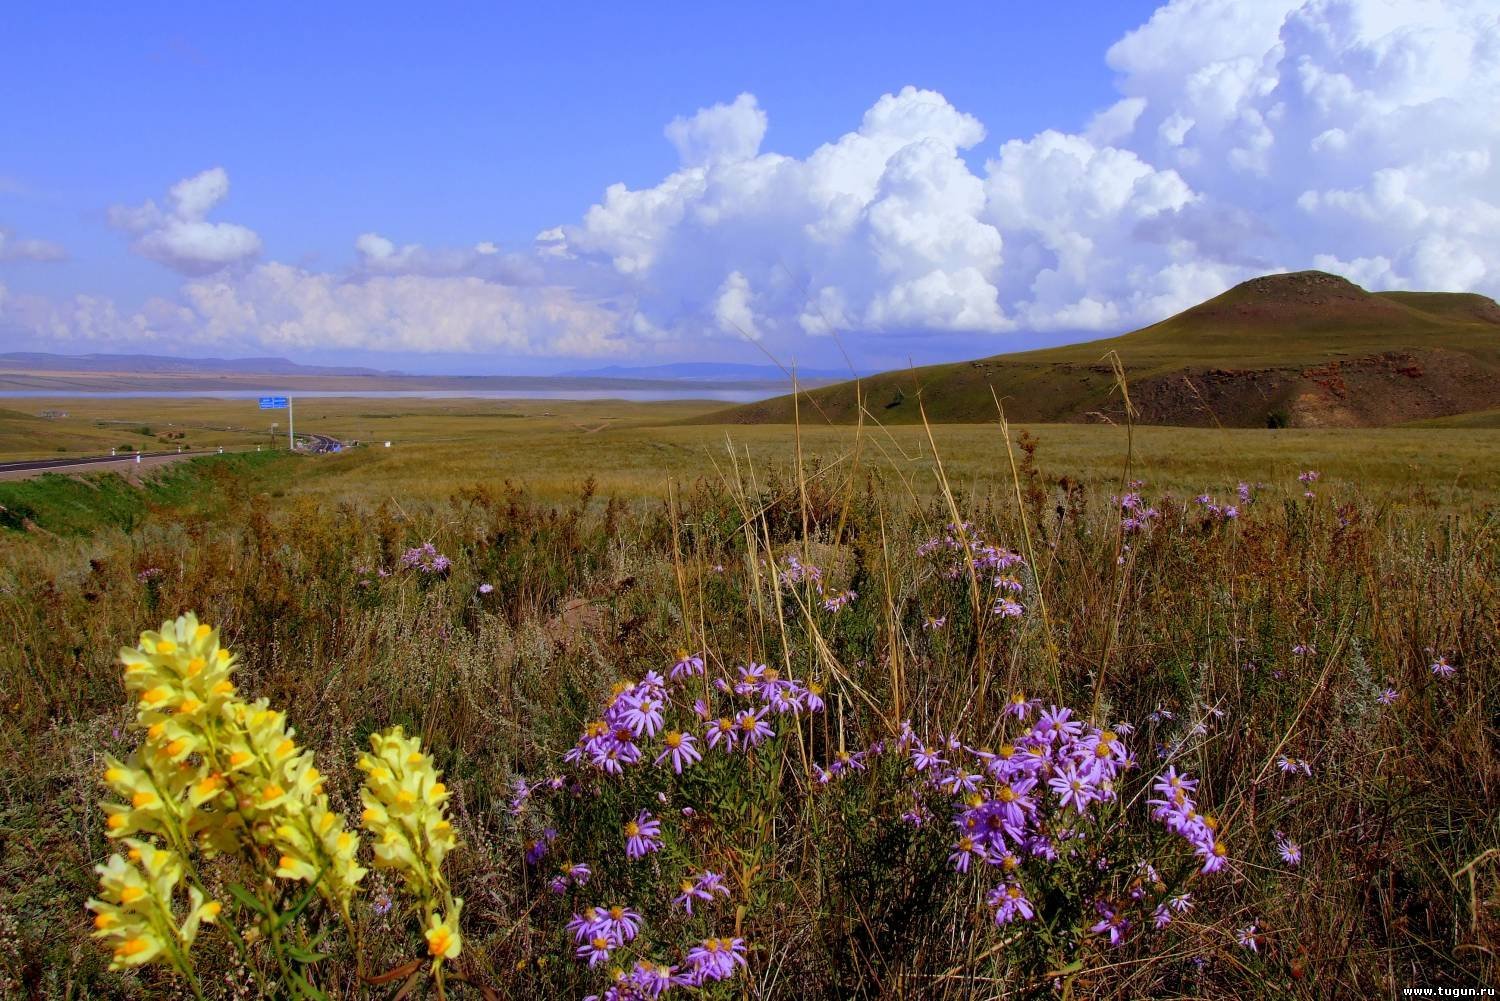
[709,271,1500,428]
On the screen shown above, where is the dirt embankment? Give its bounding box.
[1099,349,1500,428]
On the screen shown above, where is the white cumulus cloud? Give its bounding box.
[0,227,67,263]
[107,167,263,275]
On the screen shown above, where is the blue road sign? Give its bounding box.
[259,396,289,409]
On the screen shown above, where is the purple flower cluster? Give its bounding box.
[1115,486,1160,533]
[570,904,643,966]
[1148,766,1229,874]
[547,861,592,895]
[399,541,451,575]
[812,743,883,785]
[1194,494,1240,521]
[776,554,859,615]
[886,701,1221,948]
[1276,754,1312,776]
[917,523,1029,618]
[571,908,748,994]
[672,870,729,914]
[821,589,856,613]
[776,553,823,589]
[926,707,1133,870]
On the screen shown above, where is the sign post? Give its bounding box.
[258,396,292,449]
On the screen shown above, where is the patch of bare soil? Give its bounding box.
[1096,349,1500,428]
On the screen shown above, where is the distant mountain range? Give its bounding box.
[709,271,1500,429]
[0,354,846,386]
[0,353,392,377]
[560,362,854,382]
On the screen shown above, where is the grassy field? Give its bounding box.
[4,395,1499,507]
[0,395,1495,999]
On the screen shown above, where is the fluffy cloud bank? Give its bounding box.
[2,262,625,357]
[107,167,263,275]
[0,227,67,263]
[7,0,1499,359]
[549,0,1498,349]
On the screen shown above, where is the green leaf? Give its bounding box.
[274,875,326,931]
[286,944,330,965]
[226,883,268,916]
[290,970,331,1000]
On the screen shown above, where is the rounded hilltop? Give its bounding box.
[706,270,1500,428]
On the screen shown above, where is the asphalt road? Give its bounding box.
[0,449,215,474]
[0,435,344,481]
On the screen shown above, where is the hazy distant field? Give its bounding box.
[3,395,1498,507]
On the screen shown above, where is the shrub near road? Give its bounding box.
[0,436,1494,998]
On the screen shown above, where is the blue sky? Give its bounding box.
[1,1,1496,374]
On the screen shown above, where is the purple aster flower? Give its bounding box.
[1275,832,1302,866]
[673,870,729,915]
[1196,835,1230,874]
[654,730,702,774]
[1276,754,1312,776]
[1049,763,1097,815]
[1430,656,1456,678]
[1034,706,1083,743]
[670,649,706,679]
[567,907,608,943]
[993,597,1024,618]
[478,583,494,595]
[1153,903,1172,928]
[922,616,947,631]
[619,692,666,738]
[602,904,642,942]
[949,836,979,873]
[1005,692,1040,720]
[939,769,983,796]
[1235,925,1260,952]
[734,708,775,748]
[576,934,615,967]
[508,777,533,816]
[911,744,946,772]
[1378,686,1399,704]
[523,828,555,865]
[628,961,677,998]
[988,883,1035,925]
[733,662,767,695]
[821,589,856,612]
[1090,904,1130,947]
[705,716,738,751]
[624,811,662,860]
[683,937,747,984]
